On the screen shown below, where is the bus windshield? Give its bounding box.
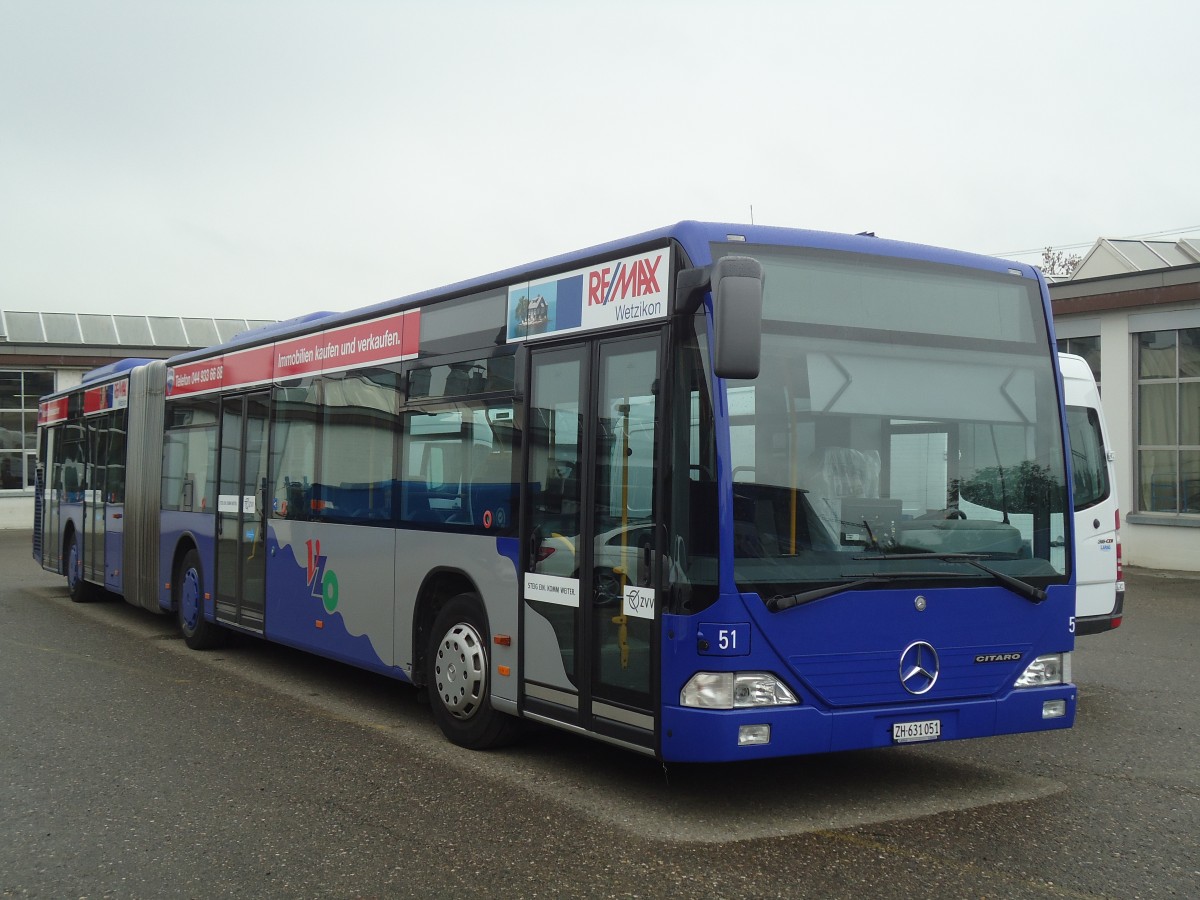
[716,245,1069,599]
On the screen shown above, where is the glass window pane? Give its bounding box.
[4,312,45,342]
[317,370,398,522]
[161,399,218,512]
[79,315,119,344]
[1068,336,1102,387]
[1179,328,1200,378]
[1181,382,1200,446]
[215,320,248,343]
[1114,241,1166,269]
[0,411,22,449]
[25,372,55,401]
[420,291,507,355]
[1138,330,1176,379]
[20,410,35,449]
[0,372,19,410]
[0,451,21,489]
[183,319,220,347]
[149,317,188,346]
[42,313,82,343]
[1139,383,1177,445]
[1182,451,1200,513]
[1140,449,1177,512]
[114,316,154,344]
[1066,406,1109,509]
[271,381,319,519]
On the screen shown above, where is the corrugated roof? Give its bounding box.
[1070,236,1200,280]
[0,310,275,347]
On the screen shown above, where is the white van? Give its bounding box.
[1060,352,1124,634]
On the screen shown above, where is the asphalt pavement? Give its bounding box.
[1,530,1197,898]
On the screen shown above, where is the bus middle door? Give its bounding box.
[215,391,270,631]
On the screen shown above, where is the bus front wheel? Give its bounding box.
[176,548,223,650]
[426,593,520,750]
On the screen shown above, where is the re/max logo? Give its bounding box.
[306,539,340,614]
[587,254,662,306]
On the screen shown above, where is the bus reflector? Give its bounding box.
[497,665,511,677]
[315,620,324,629]
[494,634,511,646]
[1115,509,1123,582]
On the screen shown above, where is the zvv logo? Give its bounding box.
[306,539,340,613]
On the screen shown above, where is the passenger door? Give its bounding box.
[521,333,662,747]
[215,391,270,630]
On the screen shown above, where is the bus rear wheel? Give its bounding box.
[65,532,93,603]
[426,593,520,749]
[176,548,223,650]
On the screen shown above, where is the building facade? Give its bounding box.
[0,310,273,529]
[1050,238,1200,571]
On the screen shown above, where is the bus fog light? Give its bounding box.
[681,672,798,709]
[1015,652,1072,688]
[738,724,771,746]
[1042,700,1067,719]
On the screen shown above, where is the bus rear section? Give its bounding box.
[34,360,165,611]
[1059,352,1123,634]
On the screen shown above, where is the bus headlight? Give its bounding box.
[1014,652,1072,688]
[680,672,798,709]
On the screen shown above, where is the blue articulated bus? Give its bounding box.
[35,222,1077,762]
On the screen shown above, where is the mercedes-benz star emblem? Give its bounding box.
[899,641,939,695]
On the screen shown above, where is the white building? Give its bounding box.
[1051,236,1200,571]
[0,309,273,529]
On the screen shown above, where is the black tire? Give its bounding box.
[175,548,224,650]
[426,592,520,749]
[65,532,93,603]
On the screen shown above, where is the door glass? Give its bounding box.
[240,394,269,625]
[525,348,585,691]
[86,416,107,579]
[592,338,658,707]
[216,397,244,618]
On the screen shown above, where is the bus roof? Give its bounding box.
[161,221,1045,366]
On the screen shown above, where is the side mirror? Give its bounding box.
[711,256,764,379]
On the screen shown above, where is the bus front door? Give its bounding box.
[215,391,270,632]
[522,334,661,751]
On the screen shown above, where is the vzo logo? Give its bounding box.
[306,539,340,613]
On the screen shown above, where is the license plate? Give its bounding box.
[893,719,941,743]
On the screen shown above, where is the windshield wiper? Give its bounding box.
[852,551,1047,603]
[767,577,885,612]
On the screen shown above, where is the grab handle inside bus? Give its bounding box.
[710,256,764,379]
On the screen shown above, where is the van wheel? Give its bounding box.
[176,548,223,650]
[426,593,520,749]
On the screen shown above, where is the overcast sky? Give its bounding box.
[2,0,1197,322]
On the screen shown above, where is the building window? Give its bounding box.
[1057,335,1101,392]
[1135,328,1200,515]
[1,370,55,490]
